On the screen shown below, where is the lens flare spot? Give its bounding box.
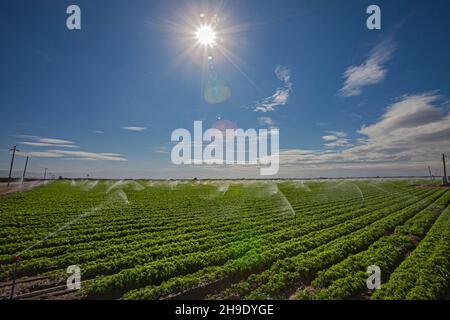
[212,120,238,137]
[204,75,231,104]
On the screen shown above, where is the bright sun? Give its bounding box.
[195,25,216,47]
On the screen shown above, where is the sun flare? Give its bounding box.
[195,24,216,47]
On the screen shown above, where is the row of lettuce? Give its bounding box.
[2,180,447,300]
[296,189,450,300]
[0,180,404,276]
[0,181,405,280]
[83,188,441,299]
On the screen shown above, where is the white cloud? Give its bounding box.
[322,135,338,141]
[324,139,351,148]
[325,130,347,138]
[20,142,79,148]
[339,39,396,97]
[275,65,293,90]
[16,151,63,158]
[18,149,128,161]
[39,138,73,144]
[48,150,127,161]
[277,91,450,175]
[17,135,77,148]
[322,131,349,147]
[357,92,445,138]
[155,146,169,154]
[14,134,126,161]
[64,158,102,161]
[121,126,147,132]
[16,144,127,161]
[254,65,292,112]
[94,130,105,134]
[258,116,278,127]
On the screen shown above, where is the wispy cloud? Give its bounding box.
[16,151,62,158]
[51,150,127,161]
[15,134,126,161]
[155,146,169,154]
[322,131,349,147]
[16,149,127,161]
[325,131,347,138]
[94,130,104,134]
[339,38,396,97]
[322,135,338,141]
[39,138,73,144]
[324,139,351,148]
[17,135,79,148]
[20,142,79,148]
[257,116,278,127]
[121,126,147,132]
[254,65,292,112]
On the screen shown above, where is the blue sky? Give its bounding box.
[1,0,450,179]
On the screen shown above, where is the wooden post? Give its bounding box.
[7,146,19,187]
[22,156,29,183]
[443,154,448,184]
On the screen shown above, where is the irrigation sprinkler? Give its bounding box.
[7,145,19,187]
[9,255,21,300]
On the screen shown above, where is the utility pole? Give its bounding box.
[43,168,48,181]
[443,154,448,184]
[21,156,29,183]
[428,166,433,181]
[7,145,19,187]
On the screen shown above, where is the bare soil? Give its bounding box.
[0,181,46,196]
[0,275,80,300]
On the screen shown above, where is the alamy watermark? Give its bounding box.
[366,265,381,290]
[366,5,381,30]
[170,121,279,175]
[66,5,81,30]
[66,265,81,290]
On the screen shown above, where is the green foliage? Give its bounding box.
[0,180,448,300]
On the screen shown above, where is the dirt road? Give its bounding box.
[0,181,47,196]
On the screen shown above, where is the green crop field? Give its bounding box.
[0,179,449,300]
